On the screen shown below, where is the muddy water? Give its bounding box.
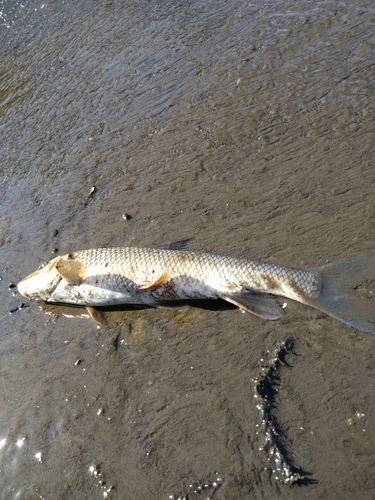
[1,0,375,498]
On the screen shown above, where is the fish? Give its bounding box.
[17,241,375,333]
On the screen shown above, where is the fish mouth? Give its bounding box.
[17,278,35,299]
[17,275,62,300]
[17,279,27,298]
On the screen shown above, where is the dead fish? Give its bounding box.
[17,241,375,333]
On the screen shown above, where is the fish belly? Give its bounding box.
[48,274,217,307]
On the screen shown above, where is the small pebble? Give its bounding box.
[51,247,58,253]
[52,229,59,237]
[122,213,132,220]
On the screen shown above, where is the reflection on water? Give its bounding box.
[1,0,375,498]
[0,0,45,27]
[0,435,42,498]
[89,464,114,499]
[0,432,113,498]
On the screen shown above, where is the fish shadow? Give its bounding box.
[40,298,239,314]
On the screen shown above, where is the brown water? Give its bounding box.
[1,0,375,498]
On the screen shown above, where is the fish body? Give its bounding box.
[17,245,375,333]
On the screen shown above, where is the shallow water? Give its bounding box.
[1,0,375,498]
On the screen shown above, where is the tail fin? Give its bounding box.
[304,254,375,333]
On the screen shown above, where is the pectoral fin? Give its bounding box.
[55,255,86,285]
[219,291,284,320]
[138,270,170,290]
[86,307,123,349]
[87,306,108,328]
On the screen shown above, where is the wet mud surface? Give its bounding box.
[1,0,375,498]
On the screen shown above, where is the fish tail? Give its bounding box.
[303,254,375,333]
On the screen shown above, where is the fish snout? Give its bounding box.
[17,278,32,299]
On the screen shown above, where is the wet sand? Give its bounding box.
[1,0,375,498]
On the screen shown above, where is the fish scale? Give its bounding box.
[73,248,319,301]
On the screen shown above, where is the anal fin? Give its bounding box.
[219,291,284,320]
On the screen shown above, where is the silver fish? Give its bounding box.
[17,242,375,333]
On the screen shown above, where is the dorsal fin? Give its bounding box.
[157,239,193,251]
[55,255,86,285]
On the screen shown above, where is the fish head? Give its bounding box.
[17,258,62,301]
